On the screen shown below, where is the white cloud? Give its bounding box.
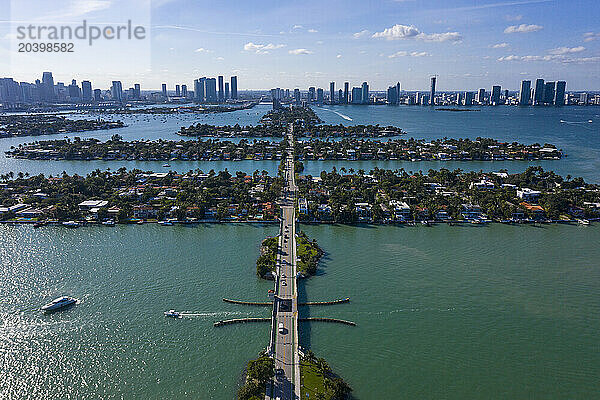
[194,47,212,53]
[583,32,600,42]
[292,25,303,29]
[498,53,599,64]
[388,50,429,58]
[372,24,462,43]
[505,14,523,21]
[308,29,318,33]
[353,30,370,39]
[243,42,285,54]
[288,48,313,55]
[215,56,224,61]
[491,42,509,48]
[336,54,342,58]
[549,46,585,55]
[504,24,543,33]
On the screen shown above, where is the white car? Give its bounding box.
[278,322,284,333]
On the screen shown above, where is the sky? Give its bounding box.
[0,0,599,91]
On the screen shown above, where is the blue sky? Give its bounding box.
[1,0,599,90]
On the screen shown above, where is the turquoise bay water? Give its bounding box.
[1,223,599,399]
[0,105,598,181]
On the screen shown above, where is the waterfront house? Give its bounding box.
[517,188,541,202]
[461,204,483,220]
[355,203,372,222]
[435,207,450,221]
[389,200,411,221]
[298,198,309,216]
[316,204,333,221]
[520,202,545,220]
[133,205,157,219]
[414,206,429,221]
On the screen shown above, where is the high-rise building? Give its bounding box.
[395,82,401,105]
[351,87,362,104]
[361,82,369,104]
[338,89,343,104]
[41,72,55,102]
[93,89,102,101]
[111,81,123,102]
[490,85,501,105]
[181,84,187,98]
[161,83,167,98]
[477,88,486,104]
[464,91,474,106]
[533,78,545,105]
[68,79,81,101]
[429,76,436,106]
[285,89,290,99]
[543,81,555,105]
[195,78,206,102]
[316,88,324,104]
[329,82,335,104]
[134,83,141,100]
[205,78,217,102]
[81,80,93,101]
[519,80,531,106]
[218,76,224,102]
[387,85,398,105]
[294,88,301,104]
[175,85,181,97]
[230,76,238,100]
[554,81,566,106]
[580,92,588,105]
[308,87,316,102]
[224,82,229,100]
[343,82,349,104]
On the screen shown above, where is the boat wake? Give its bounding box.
[177,311,248,318]
[320,107,353,121]
[560,119,594,129]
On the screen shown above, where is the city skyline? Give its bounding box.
[1,0,599,90]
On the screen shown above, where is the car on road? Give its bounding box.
[278,322,285,333]
[281,280,287,286]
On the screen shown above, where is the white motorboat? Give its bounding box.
[41,296,77,312]
[62,221,80,228]
[164,309,181,318]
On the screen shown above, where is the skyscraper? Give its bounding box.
[308,87,316,102]
[294,88,300,104]
[195,78,206,102]
[464,91,474,106]
[351,87,362,104]
[161,83,167,98]
[519,80,531,106]
[429,76,436,106]
[82,80,93,101]
[175,85,181,97]
[316,88,324,104]
[205,78,217,102]
[218,76,224,102]
[490,85,501,105]
[387,86,398,105]
[361,82,369,104]
[533,78,545,105]
[395,82,401,105]
[338,89,343,104]
[343,82,349,104]
[477,88,486,104]
[111,81,123,102]
[543,81,555,105]
[224,82,229,100]
[554,81,566,106]
[182,84,187,98]
[41,72,55,102]
[230,76,238,100]
[68,79,81,101]
[329,82,335,104]
[134,83,141,100]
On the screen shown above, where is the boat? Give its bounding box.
[164,309,181,318]
[158,220,173,226]
[470,219,483,225]
[62,221,80,228]
[163,163,171,168]
[578,219,591,225]
[102,220,115,226]
[41,296,77,313]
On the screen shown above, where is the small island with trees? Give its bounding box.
[0,114,124,138]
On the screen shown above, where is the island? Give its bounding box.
[6,136,562,162]
[0,114,124,138]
